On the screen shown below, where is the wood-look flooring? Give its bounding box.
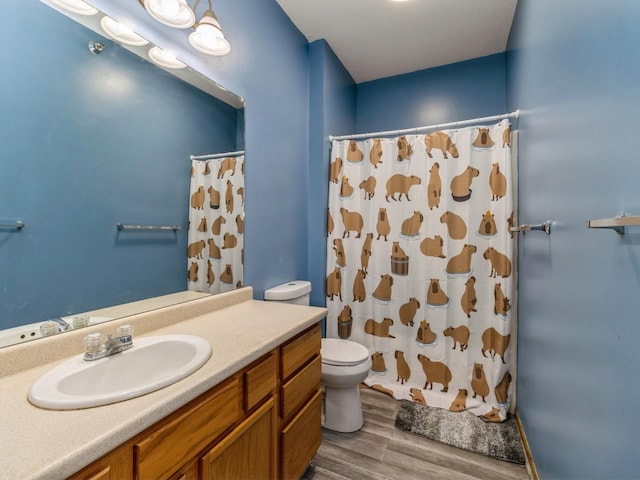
[302,388,530,480]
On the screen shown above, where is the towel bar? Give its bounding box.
[510,221,552,235]
[117,224,180,231]
[0,220,25,230]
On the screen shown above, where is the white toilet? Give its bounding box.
[320,338,371,433]
[264,281,371,433]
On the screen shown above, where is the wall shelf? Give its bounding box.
[586,214,640,235]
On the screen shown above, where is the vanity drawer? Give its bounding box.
[244,351,277,411]
[280,355,321,421]
[134,375,242,480]
[280,389,322,480]
[280,324,321,381]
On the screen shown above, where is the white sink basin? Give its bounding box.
[28,335,212,410]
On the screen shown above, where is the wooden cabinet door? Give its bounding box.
[201,397,276,480]
[67,444,132,480]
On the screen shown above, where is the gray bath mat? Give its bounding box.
[395,400,525,464]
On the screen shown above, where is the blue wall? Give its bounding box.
[356,54,507,133]
[507,1,640,478]
[1,2,238,329]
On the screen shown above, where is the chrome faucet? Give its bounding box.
[40,318,70,336]
[49,318,70,332]
[83,326,133,361]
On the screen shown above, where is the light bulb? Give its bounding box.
[100,17,149,46]
[144,0,195,28]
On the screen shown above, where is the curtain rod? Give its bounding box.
[329,110,519,142]
[190,150,245,161]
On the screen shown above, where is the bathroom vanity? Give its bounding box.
[0,287,326,480]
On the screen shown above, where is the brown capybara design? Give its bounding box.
[207,238,221,259]
[425,131,459,159]
[222,233,237,249]
[197,217,207,232]
[347,140,364,163]
[364,318,395,338]
[401,211,424,237]
[416,320,437,345]
[471,363,489,402]
[370,384,395,397]
[417,354,452,392]
[188,261,198,282]
[369,138,383,168]
[472,128,495,148]
[427,162,442,210]
[371,352,386,373]
[376,208,391,241]
[237,186,244,206]
[385,174,421,202]
[326,267,342,301]
[235,214,244,234]
[427,278,449,306]
[494,283,511,316]
[191,186,205,210]
[206,260,215,287]
[450,166,480,202]
[372,274,393,302]
[202,162,211,176]
[225,180,234,214]
[484,247,512,278]
[399,297,420,327]
[440,211,467,240]
[187,240,206,259]
[503,125,511,148]
[333,238,347,267]
[495,371,512,405]
[420,235,446,258]
[507,211,515,239]
[330,157,343,183]
[359,176,376,200]
[340,207,364,238]
[478,210,497,237]
[328,210,334,236]
[449,389,468,412]
[397,136,413,161]
[481,328,510,364]
[410,388,427,405]
[395,350,411,385]
[489,163,507,201]
[391,241,407,260]
[211,216,226,235]
[340,176,354,198]
[446,244,477,275]
[352,269,367,302]
[443,325,470,351]
[482,407,502,423]
[337,305,352,338]
[361,233,373,273]
[220,264,233,284]
[208,186,220,209]
[461,276,478,318]
[218,157,236,179]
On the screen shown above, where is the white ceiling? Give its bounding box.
[275,0,518,84]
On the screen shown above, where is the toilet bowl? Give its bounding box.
[321,338,371,433]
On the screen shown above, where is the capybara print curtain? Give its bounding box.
[326,120,515,422]
[188,155,244,294]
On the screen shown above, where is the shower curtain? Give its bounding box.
[188,155,244,294]
[326,120,515,421]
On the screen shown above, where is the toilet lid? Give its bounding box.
[321,338,369,366]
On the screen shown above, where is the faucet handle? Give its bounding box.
[116,325,133,339]
[84,333,103,355]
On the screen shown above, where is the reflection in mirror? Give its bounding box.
[0,1,245,347]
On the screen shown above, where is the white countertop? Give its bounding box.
[0,287,327,480]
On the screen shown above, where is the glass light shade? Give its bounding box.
[100,17,149,47]
[188,12,230,56]
[148,46,187,69]
[144,0,195,28]
[49,0,98,16]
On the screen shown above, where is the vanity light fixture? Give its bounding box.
[49,0,98,16]
[100,16,149,46]
[142,0,196,29]
[148,46,187,69]
[188,0,230,56]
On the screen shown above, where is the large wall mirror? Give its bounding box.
[0,1,245,347]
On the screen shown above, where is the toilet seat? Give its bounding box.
[321,338,369,366]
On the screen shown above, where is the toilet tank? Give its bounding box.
[264,281,311,306]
